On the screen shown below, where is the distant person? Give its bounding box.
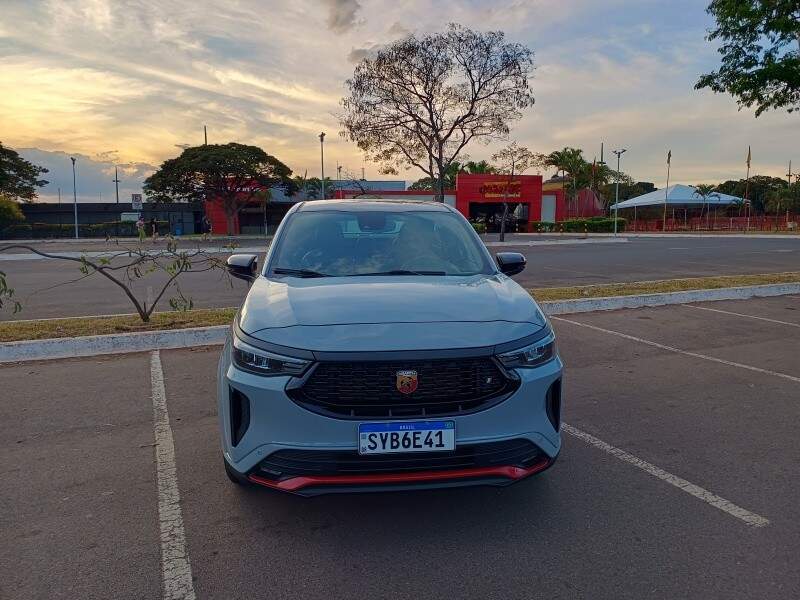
[201,215,212,241]
[135,217,145,242]
[150,217,158,243]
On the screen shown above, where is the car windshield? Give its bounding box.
[270,209,494,277]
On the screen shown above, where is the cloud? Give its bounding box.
[387,22,410,37]
[324,0,362,33]
[347,44,381,64]
[13,147,156,203]
[0,0,796,187]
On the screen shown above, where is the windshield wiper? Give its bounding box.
[272,268,332,278]
[356,270,447,276]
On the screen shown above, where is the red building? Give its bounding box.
[336,174,567,232]
[205,173,574,234]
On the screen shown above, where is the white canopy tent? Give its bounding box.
[609,184,744,210]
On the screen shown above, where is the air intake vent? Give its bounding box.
[546,379,561,431]
[230,388,251,447]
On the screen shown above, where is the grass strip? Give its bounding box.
[2,272,799,343]
[529,272,800,302]
[0,308,236,343]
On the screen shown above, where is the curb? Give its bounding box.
[1,325,228,363]
[2,282,799,363]
[540,282,800,315]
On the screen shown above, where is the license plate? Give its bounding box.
[358,421,456,455]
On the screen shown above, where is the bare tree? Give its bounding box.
[340,23,535,202]
[0,239,232,322]
[492,143,540,241]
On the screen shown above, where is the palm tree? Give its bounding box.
[692,184,720,229]
[463,160,496,174]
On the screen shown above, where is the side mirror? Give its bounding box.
[226,254,258,281]
[496,252,526,276]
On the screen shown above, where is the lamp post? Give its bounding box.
[612,148,627,237]
[70,157,78,239]
[319,132,326,199]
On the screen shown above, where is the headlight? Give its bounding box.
[232,335,310,377]
[497,331,557,369]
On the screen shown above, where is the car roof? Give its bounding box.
[296,199,452,212]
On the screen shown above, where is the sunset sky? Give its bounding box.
[1,0,797,202]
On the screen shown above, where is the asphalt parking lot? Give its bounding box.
[2,295,799,599]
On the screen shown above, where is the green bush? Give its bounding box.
[0,220,169,239]
[470,221,486,234]
[0,196,25,231]
[529,221,556,232]
[558,218,625,233]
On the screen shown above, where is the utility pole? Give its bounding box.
[319,132,326,199]
[612,149,627,237]
[112,166,120,204]
[71,157,78,239]
[204,125,208,145]
[663,150,671,232]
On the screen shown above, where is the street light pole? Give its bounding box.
[70,157,78,239]
[112,166,120,204]
[612,148,627,237]
[319,132,326,199]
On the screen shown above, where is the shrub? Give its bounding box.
[0,220,169,239]
[529,221,556,232]
[558,218,625,233]
[470,221,487,234]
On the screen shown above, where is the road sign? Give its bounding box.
[131,193,143,210]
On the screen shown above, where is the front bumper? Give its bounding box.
[218,339,563,495]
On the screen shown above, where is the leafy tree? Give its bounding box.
[492,143,539,241]
[340,23,535,202]
[765,181,800,213]
[696,0,800,116]
[408,161,466,190]
[0,142,49,202]
[293,176,335,200]
[0,193,25,231]
[144,143,294,235]
[716,175,788,212]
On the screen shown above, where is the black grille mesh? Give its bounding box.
[256,439,544,479]
[288,357,515,418]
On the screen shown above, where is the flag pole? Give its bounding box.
[744,146,751,232]
[662,150,671,231]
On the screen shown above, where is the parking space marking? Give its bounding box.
[681,303,800,328]
[150,351,197,600]
[562,423,770,527]
[552,317,800,384]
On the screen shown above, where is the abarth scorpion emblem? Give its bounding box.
[396,370,418,394]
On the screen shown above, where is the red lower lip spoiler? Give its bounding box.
[248,458,551,492]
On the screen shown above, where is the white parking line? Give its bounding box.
[552,317,800,384]
[562,423,770,527]
[150,351,196,600]
[681,303,800,328]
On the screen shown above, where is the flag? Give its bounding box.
[667,150,671,165]
[746,146,751,168]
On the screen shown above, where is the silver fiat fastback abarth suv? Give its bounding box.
[219,200,562,496]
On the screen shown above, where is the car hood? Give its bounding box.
[238,274,547,352]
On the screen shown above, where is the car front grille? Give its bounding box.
[254,439,545,479]
[286,356,517,418]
